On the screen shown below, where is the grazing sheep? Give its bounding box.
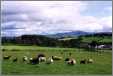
[67,59,76,65]
[29,58,33,61]
[3,55,11,60]
[13,58,18,62]
[23,56,29,63]
[80,58,93,64]
[38,57,46,62]
[80,59,87,64]
[87,58,93,64]
[46,57,53,64]
[29,58,33,63]
[52,56,62,60]
[29,57,39,64]
[29,58,33,64]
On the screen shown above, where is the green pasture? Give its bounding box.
[2,45,112,75]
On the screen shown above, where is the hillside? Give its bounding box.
[47,31,112,39]
[2,32,112,48]
[58,32,112,42]
[2,35,58,46]
[46,31,91,38]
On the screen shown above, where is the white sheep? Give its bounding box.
[3,55,11,60]
[29,58,33,60]
[46,57,54,64]
[52,56,62,60]
[23,56,29,63]
[67,58,76,65]
[38,57,46,62]
[87,58,93,63]
[29,57,39,64]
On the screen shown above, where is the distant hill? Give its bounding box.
[47,31,112,39]
[81,32,112,37]
[46,31,92,38]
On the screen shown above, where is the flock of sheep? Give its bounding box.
[3,53,94,65]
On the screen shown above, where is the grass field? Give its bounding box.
[2,45,112,75]
[82,36,112,43]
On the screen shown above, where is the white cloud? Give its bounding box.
[1,1,112,36]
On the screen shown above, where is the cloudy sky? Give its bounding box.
[1,1,112,37]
